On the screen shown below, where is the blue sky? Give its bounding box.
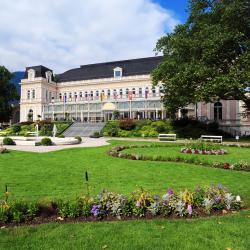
[0,0,189,72]
[154,0,189,22]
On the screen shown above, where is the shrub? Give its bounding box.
[151,121,167,133]
[12,124,21,134]
[3,137,15,145]
[90,132,101,138]
[207,121,219,132]
[40,137,52,146]
[119,119,135,131]
[57,134,65,138]
[75,136,82,143]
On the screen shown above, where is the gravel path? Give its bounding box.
[3,138,109,153]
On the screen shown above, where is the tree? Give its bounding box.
[152,0,250,117]
[0,66,19,122]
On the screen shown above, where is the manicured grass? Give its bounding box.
[124,144,250,164]
[0,140,249,249]
[0,141,249,205]
[0,210,249,250]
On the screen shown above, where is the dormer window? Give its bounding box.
[28,69,35,80]
[46,71,52,83]
[114,67,122,78]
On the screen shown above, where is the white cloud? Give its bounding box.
[0,0,180,72]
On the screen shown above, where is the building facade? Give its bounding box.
[20,56,250,135]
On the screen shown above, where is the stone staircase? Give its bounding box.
[63,122,106,137]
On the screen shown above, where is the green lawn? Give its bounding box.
[0,210,249,250]
[0,140,249,249]
[123,144,250,164]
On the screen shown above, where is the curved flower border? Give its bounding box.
[107,144,249,172]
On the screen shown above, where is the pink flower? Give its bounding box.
[136,201,141,208]
[187,204,192,215]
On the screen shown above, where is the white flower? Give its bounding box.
[236,195,241,202]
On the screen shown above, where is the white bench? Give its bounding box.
[200,135,222,143]
[158,134,176,141]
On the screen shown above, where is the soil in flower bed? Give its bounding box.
[0,209,244,228]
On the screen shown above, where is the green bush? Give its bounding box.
[12,124,21,134]
[3,137,15,145]
[75,136,82,143]
[152,121,168,133]
[40,137,52,146]
[90,132,102,138]
[57,134,65,138]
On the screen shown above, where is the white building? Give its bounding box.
[20,56,250,135]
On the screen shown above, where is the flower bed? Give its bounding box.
[107,144,250,172]
[0,185,243,225]
[180,148,227,155]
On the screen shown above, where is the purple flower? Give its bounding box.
[187,204,192,215]
[215,196,221,204]
[167,188,174,196]
[91,204,101,217]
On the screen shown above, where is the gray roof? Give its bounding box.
[23,65,53,79]
[57,56,163,82]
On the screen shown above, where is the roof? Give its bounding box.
[23,65,53,79]
[57,56,163,82]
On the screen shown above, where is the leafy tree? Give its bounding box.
[152,0,250,117]
[0,66,19,122]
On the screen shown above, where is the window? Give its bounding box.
[152,86,156,97]
[85,91,88,99]
[139,88,142,97]
[119,89,123,98]
[132,88,136,96]
[113,89,117,99]
[74,92,78,101]
[59,93,62,100]
[126,88,129,97]
[96,90,99,98]
[27,90,30,99]
[159,86,164,94]
[107,89,111,99]
[214,102,222,120]
[90,91,93,100]
[79,92,83,99]
[31,89,35,99]
[28,69,35,80]
[46,90,48,100]
[69,92,72,99]
[114,67,122,78]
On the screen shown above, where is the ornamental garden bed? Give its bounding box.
[107,144,250,171]
[180,148,227,155]
[0,185,243,226]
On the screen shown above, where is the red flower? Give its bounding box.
[224,163,230,169]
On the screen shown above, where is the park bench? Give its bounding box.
[200,135,222,143]
[26,132,37,136]
[158,133,176,141]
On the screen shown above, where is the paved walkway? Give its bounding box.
[3,137,109,153]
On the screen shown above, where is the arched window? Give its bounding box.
[159,85,164,94]
[113,89,117,99]
[139,88,142,97]
[28,109,33,122]
[96,90,99,97]
[27,90,30,99]
[90,91,93,100]
[59,93,62,101]
[79,92,83,99]
[107,89,111,99]
[74,92,78,101]
[126,88,129,97]
[152,86,156,97]
[132,88,136,96]
[69,92,72,99]
[214,102,222,120]
[85,91,88,99]
[119,89,123,98]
